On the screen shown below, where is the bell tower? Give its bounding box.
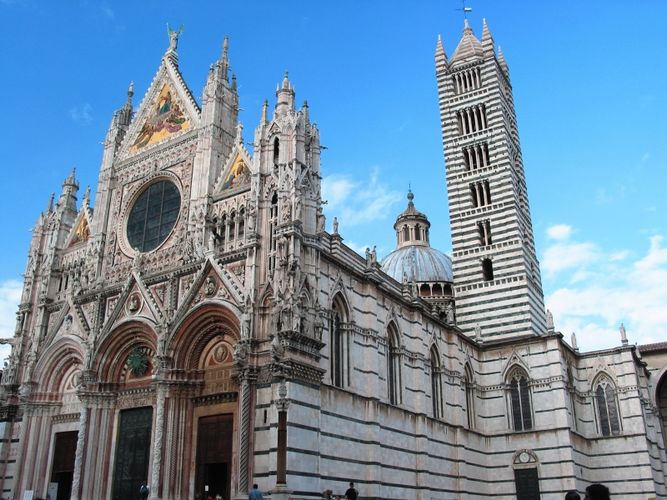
[435,19,547,340]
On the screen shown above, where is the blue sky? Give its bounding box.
[1,0,666,353]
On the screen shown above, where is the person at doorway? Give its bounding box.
[248,483,263,500]
[139,481,149,500]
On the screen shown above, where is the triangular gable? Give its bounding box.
[172,258,245,328]
[101,272,162,337]
[65,209,91,248]
[214,146,253,194]
[119,56,200,159]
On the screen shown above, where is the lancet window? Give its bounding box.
[507,367,533,431]
[594,375,621,436]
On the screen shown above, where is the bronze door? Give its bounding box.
[111,407,153,500]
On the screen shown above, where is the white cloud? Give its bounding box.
[546,224,572,241]
[70,103,93,126]
[0,279,22,364]
[322,167,402,228]
[544,232,667,351]
[542,241,599,277]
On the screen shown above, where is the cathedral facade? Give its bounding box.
[1,21,667,500]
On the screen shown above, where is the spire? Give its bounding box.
[261,99,268,124]
[59,168,79,213]
[82,185,91,207]
[63,167,78,189]
[450,19,483,65]
[482,18,494,55]
[221,35,230,81]
[497,46,509,77]
[126,81,134,107]
[47,193,55,213]
[302,100,309,123]
[435,34,449,70]
[275,71,295,115]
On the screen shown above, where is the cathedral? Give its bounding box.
[1,19,667,500]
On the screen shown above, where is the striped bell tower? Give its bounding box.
[435,19,547,340]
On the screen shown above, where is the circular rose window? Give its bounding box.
[126,180,181,252]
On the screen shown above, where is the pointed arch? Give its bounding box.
[33,337,84,395]
[592,372,621,436]
[506,365,533,431]
[94,319,157,384]
[170,303,240,371]
[330,292,350,388]
[465,362,476,429]
[386,322,402,406]
[430,344,443,418]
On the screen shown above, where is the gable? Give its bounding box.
[220,153,250,191]
[129,82,191,154]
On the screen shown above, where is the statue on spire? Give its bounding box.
[166,24,184,53]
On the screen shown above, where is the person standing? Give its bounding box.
[584,484,610,500]
[344,481,358,500]
[248,483,264,500]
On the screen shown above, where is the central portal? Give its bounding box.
[196,414,233,500]
[111,407,153,500]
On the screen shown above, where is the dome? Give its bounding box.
[381,245,453,283]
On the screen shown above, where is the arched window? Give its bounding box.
[273,137,280,165]
[482,258,494,281]
[219,214,227,248]
[229,211,236,242]
[430,345,443,419]
[465,363,475,429]
[594,375,621,436]
[387,324,402,405]
[330,295,348,388]
[402,225,409,242]
[507,367,532,431]
[237,207,245,243]
[269,192,278,272]
[415,224,421,241]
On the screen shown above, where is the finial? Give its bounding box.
[165,24,183,62]
[235,122,243,145]
[83,185,91,206]
[222,35,229,60]
[47,193,55,212]
[620,323,628,345]
[261,99,268,123]
[127,81,134,100]
[571,332,579,352]
[282,71,290,90]
[407,189,414,206]
[464,18,471,30]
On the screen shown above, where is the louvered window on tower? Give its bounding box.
[482,258,494,281]
[457,105,488,136]
[470,181,492,208]
[452,67,482,94]
[508,369,533,431]
[464,143,490,171]
[478,220,492,246]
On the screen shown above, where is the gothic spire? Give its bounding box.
[482,18,494,55]
[435,34,449,70]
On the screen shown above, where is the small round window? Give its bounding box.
[126,180,181,253]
